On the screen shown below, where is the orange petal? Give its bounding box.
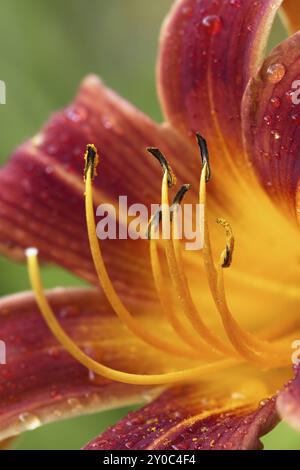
[0,75,195,303]
[84,384,278,450]
[157,0,283,183]
[282,0,300,34]
[242,32,300,224]
[0,288,163,441]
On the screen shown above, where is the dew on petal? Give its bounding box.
[229,0,241,8]
[59,305,80,318]
[181,5,192,16]
[271,130,281,140]
[47,347,61,359]
[67,398,82,411]
[65,106,87,123]
[263,114,272,126]
[18,412,41,431]
[285,90,295,103]
[101,116,114,130]
[45,165,54,175]
[270,96,281,109]
[291,113,300,125]
[266,63,286,84]
[201,15,222,35]
[261,151,270,160]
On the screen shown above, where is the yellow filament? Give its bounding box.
[149,223,219,359]
[199,165,290,366]
[160,171,236,357]
[84,163,200,359]
[216,265,290,366]
[26,251,237,385]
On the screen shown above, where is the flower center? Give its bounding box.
[25,138,296,386]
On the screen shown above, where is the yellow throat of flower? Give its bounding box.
[26,140,297,386]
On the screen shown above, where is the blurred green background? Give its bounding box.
[0,0,298,450]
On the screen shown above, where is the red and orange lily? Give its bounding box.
[0,0,300,450]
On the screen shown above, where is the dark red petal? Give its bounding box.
[158,0,282,183]
[242,32,300,223]
[0,75,195,303]
[277,365,300,432]
[84,386,278,450]
[0,288,161,441]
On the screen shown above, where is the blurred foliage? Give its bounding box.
[0,0,298,450]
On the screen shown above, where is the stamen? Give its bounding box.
[148,191,219,359]
[147,147,177,188]
[216,218,234,268]
[150,153,235,357]
[84,145,201,358]
[146,185,192,240]
[84,144,99,182]
[146,209,162,240]
[26,249,237,385]
[198,158,290,367]
[196,133,211,182]
[172,184,192,206]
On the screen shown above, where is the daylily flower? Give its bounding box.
[0,0,300,451]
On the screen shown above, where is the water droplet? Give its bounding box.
[291,113,300,125]
[271,130,281,140]
[266,63,286,84]
[65,106,87,123]
[88,369,96,382]
[50,389,62,400]
[285,90,295,103]
[59,305,80,318]
[67,398,82,411]
[47,347,60,359]
[263,114,272,126]
[18,412,41,431]
[229,0,241,8]
[45,165,54,175]
[270,96,281,108]
[261,152,270,160]
[202,15,222,35]
[101,116,113,130]
[182,5,192,15]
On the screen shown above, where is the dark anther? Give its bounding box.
[196,133,211,182]
[172,184,191,206]
[147,147,177,188]
[84,144,98,181]
[216,218,234,268]
[146,184,191,239]
[222,245,233,268]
